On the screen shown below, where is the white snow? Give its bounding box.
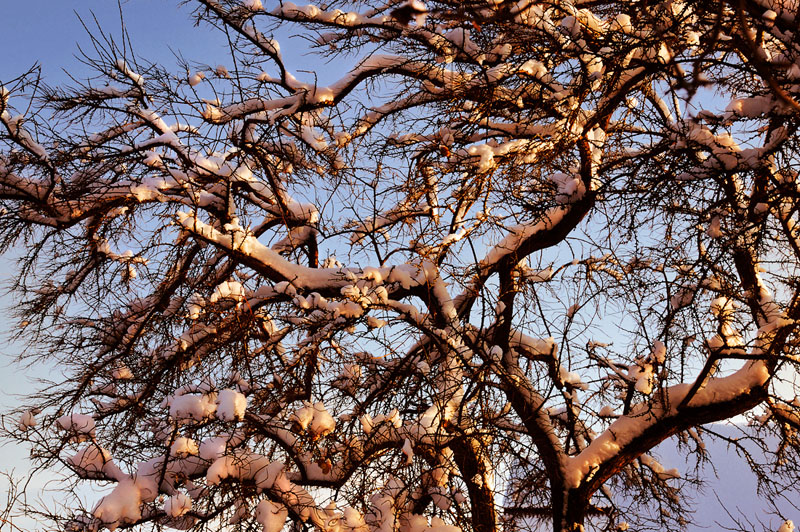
[243,0,264,10]
[187,293,205,320]
[481,207,568,270]
[207,455,243,485]
[210,280,246,304]
[18,410,36,431]
[254,499,288,532]
[549,172,585,203]
[359,413,374,434]
[401,439,414,465]
[188,71,205,86]
[199,436,229,460]
[68,445,113,474]
[169,393,218,421]
[612,14,634,33]
[706,215,722,238]
[115,59,144,86]
[215,65,231,78]
[93,479,142,531]
[629,360,654,395]
[109,362,133,380]
[651,340,666,364]
[564,359,771,488]
[598,406,616,417]
[170,437,199,457]
[164,492,192,518]
[292,401,335,438]
[343,507,369,532]
[216,389,247,421]
[56,414,96,441]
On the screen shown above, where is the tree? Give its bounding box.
[3,0,800,531]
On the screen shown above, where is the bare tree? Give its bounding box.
[2,1,800,531]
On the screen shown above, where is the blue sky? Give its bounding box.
[0,3,795,531]
[1,2,208,83]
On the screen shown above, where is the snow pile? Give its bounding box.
[210,280,246,304]
[205,449,285,490]
[168,393,218,421]
[18,410,36,431]
[706,215,723,238]
[628,360,654,395]
[188,71,205,86]
[611,13,634,33]
[215,65,230,78]
[559,366,586,389]
[207,455,246,485]
[515,260,554,283]
[335,364,362,392]
[710,296,736,319]
[186,293,205,320]
[142,151,162,167]
[56,414,96,441]
[68,445,113,475]
[93,479,142,531]
[707,297,745,354]
[254,499,288,532]
[164,493,192,518]
[549,172,586,204]
[170,436,199,457]
[366,492,396,532]
[112,365,133,380]
[651,340,666,364]
[639,453,680,480]
[360,413,375,434]
[400,514,461,532]
[401,439,414,465]
[366,315,387,328]
[598,405,616,417]
[371,409,403,430]
[216,389,247,421]
[291,401,335,438]
[254,460,284,490]
[242,0,264,11]
[114,59,144,87]
[134,457,174,502]
[724,96,781,119]
[415,397,460,439]
[626,340,668,394]
[199,435,230,460]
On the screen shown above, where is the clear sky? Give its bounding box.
[0,1,213,83]
[0,3,795,531]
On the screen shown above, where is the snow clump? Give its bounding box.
[216,388,247,421]
[170,436,199,457]
[292,401,335,438]
[169,393,218,421]
[164,492,192,518]
[18,410,36,431]
[93,479,142,531]
[56,414,96,441]
[254,499,288,532]
[68,445,112,474]
[243,0,264,10]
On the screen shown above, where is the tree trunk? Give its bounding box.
[551,489,587,532]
